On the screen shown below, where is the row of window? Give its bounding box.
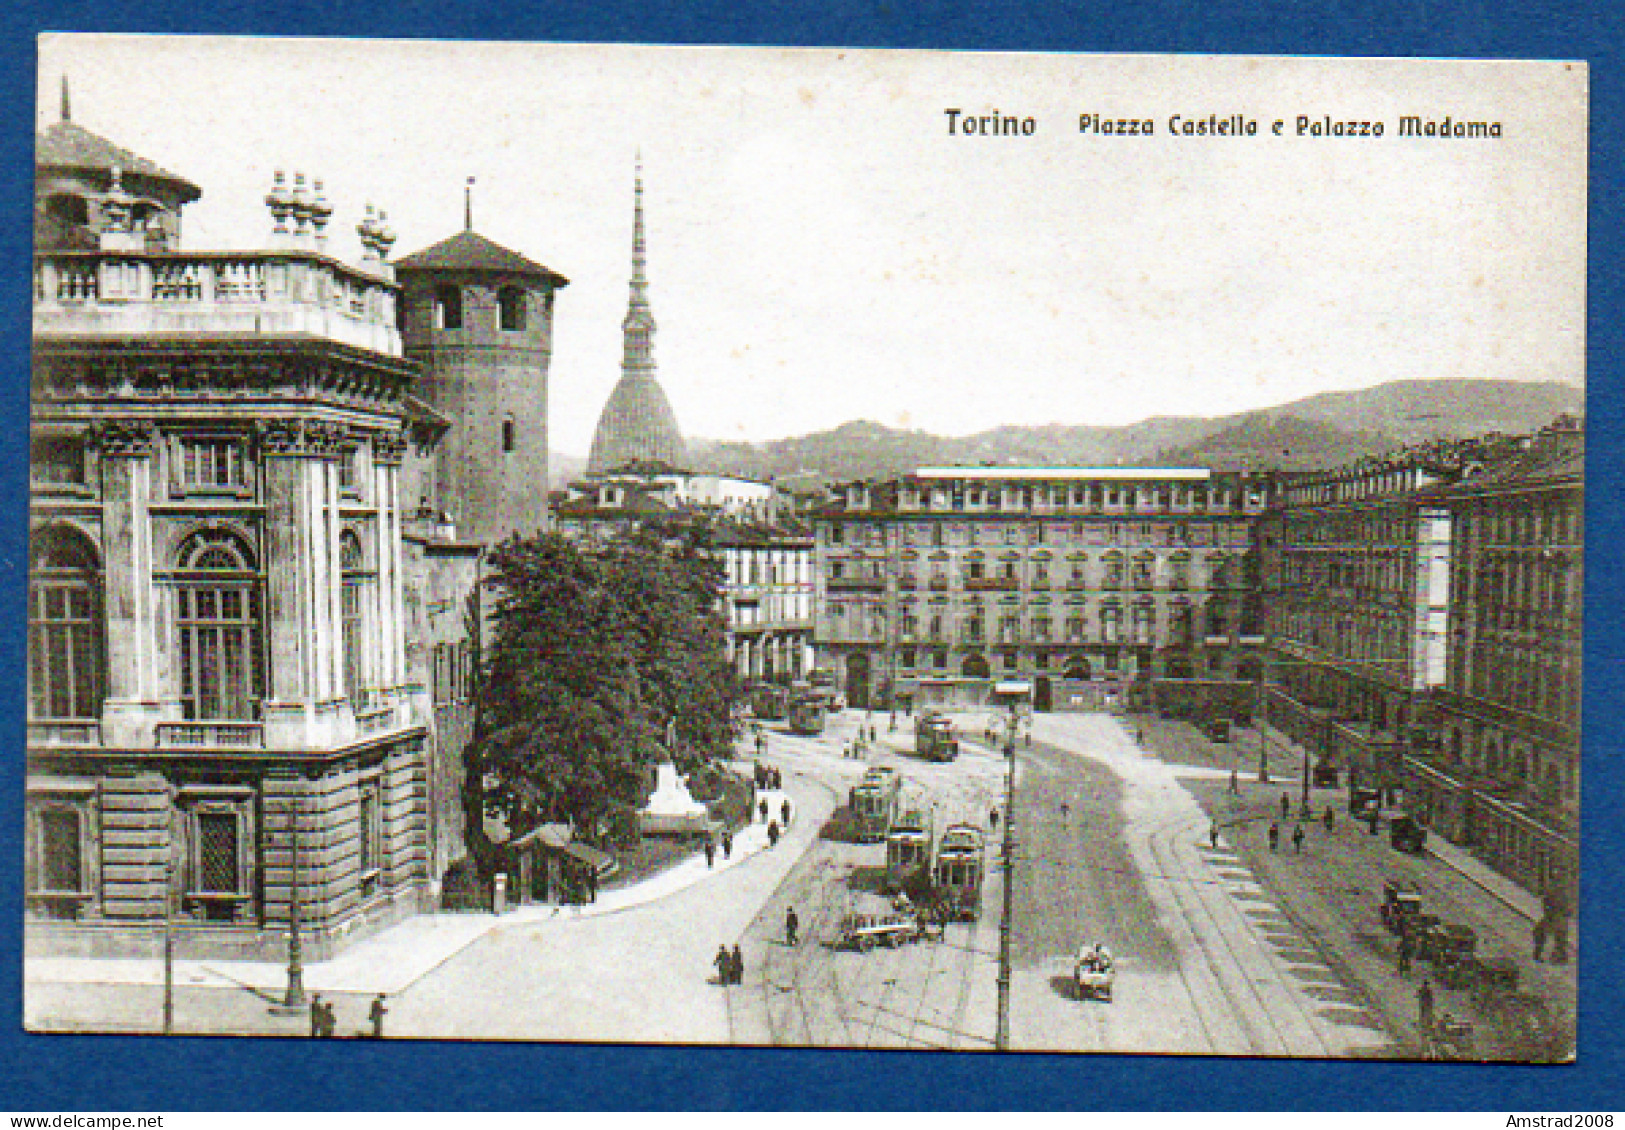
[28,526,374,724]
[842,484,1260,514]
[835,556,1233,590]
[897,649,1123,676]
[32,433,372,499]
[827,605,1248,641]
[426,285,531,332]
[824,521,1247,550]
[27,782,389,912]
[1458,496,1583,548]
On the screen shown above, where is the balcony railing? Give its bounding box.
[828,576,887,592]
[928,577,950,591]
[156,720,265,749]
[35,250,402,356]
[355,705,398,736]
[964,577,1018,592]
[28,720,102,746]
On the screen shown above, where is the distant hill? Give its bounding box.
[686,379,1582,484]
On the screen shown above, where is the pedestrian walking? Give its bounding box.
[321,998,337,1038]
[781,798,792,827]
[1292,823,1306,853]
[704,838,716,869]
[587,868,598,902]
[1209,821,1219,849]
[786,906,800,946]
[756,733,765,757]
[714,943,732,985]
[1280,792,1290,819]
[1368,808,1381,836]
[1551,920,1571,964]
[759,797,769,822]
[1323,805,1335,832]
[369,993,388,1040]
[1229,768,1240,795]
[1136,729,1145,745]
[1268,821,1280,851]
[990,808,1000,830]
[1533,918,1548,962]
[768,820,781,847]
[1417,979,1435,1031]
[722,830,733,859]
[889,713,897,733]
[1397,933,1414,975]
[731,945,745,987]
[309,994,324,1038]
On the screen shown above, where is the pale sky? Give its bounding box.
[38,37,1588,457]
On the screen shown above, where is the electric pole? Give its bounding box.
[995,699,1018,1051]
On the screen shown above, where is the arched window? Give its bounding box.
[340,531,368,706]
[28,528,104,721]
[175,530,262,721]
[498,286,527,331]
[434,285,463,330]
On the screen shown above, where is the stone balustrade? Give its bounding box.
[34,250,402,357]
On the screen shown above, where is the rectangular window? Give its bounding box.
[39,809,82,893]
[197,812,240,894]
[29,575,101,720]
[177,585,261,720]
[358,784,381,896]
[337,447,362,497]
[177,437,247,491]
[31,435,86,487]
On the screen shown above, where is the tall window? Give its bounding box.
[37,807,83,893]
[358,781,382,897]
[340,532,367,705]
[502,417,517,453]
[196,811,240,893]
[175,530,262,721]
[28,529,104,721]
[434,285,463,330]
[498,286,527,331]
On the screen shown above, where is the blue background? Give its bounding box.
[1,0,1619,1111]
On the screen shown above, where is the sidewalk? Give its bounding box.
[27,786,798,999]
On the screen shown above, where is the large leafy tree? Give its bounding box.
[464,522,739,865]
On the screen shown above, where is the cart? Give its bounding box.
[1381,878,1422,934]
[838,912,924,952]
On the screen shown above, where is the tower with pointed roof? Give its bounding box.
[35,78,201,253]
[587,162,687,475]
[395,194,569,542]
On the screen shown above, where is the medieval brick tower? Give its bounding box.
[395,195,568,541]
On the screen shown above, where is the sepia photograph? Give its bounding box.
[24,35,1585,1060]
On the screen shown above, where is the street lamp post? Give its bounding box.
[283,796,306,1009]
[995,697,1018,1052]
[163,805,176,1035]
[1256,665,1271,784]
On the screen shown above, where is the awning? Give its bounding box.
[561,842,618,877]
